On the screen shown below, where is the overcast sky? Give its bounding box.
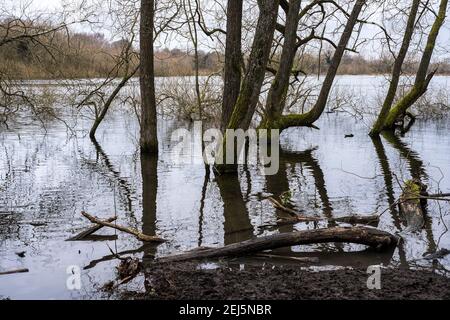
[6,0,450,59]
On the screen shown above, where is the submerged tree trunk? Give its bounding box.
[369,0,420,136]
[263,0,366,131]
[159,226,398,262]
[221,0,243,132]
[382,0,448,131]
[140,0,158,153]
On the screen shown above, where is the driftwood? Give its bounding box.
[67,216,117,241]
[158,226,398,263]
[399,180,427,232]
[0,268,29,276]
[81,211,165,243]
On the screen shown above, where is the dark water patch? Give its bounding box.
[1,87,450,298]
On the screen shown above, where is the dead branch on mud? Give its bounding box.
[158,226,398,263]
[81,211,165,243]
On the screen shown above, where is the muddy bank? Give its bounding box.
[119,263,450,300]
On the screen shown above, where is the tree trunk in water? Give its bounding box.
[90,66,138,140]
[260,0,301,129]
[383,0,448,131]
[269,0,366,131]
[369,0,420,136]
[221,0,243,132]
[140,0,158,153]
[158,226,398,262]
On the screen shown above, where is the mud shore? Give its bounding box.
[119,262,450,300]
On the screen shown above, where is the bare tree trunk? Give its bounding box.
[267,0,366,131]
[185,0,202,115]
[158,226,398,262]
[90,66,138,140]
[140,0,158,153]
[383,0,448,131]
[226,0,280,131]
[220,0,243,132]
[370,0,421,136]
[215,0,279,174]
[260,0,301,129]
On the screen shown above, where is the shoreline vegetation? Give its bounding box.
[6,52,450,81]
[2,27,450,81]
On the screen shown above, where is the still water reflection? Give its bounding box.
[1,79,449,299]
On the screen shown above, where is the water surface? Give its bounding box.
[1,75,449,299]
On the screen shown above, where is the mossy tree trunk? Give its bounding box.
[382,0,448,131]
[215,0,279,174]
[221,0,243,132]
[140,0,158,153]
[226,0,280,132]
[261,0,366,132]
[260,0,301,130]
[369,0,421,136]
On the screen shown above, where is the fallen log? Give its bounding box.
[0,268,29,276]
[399,180,427,232]
[158,226,398,263]
[66,216,117,241]
[81,211,165,243]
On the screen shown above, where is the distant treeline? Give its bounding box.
[1,19,449,80]
[0,20,221,79]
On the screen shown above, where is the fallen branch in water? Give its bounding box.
[268,214,380,228]
[266,197,379,226]
[158,226,398,263]
[398,180,427,233]
[412,195,450,202]
[254,253,319,263]
[428,193,450,198]
[0,268,29,276]
[67,216,117,241]
[267,197,299,217]
[81,211,165,243]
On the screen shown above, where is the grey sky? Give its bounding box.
[8,0,450,59]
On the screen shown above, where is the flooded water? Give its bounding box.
[0,75,449,299]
